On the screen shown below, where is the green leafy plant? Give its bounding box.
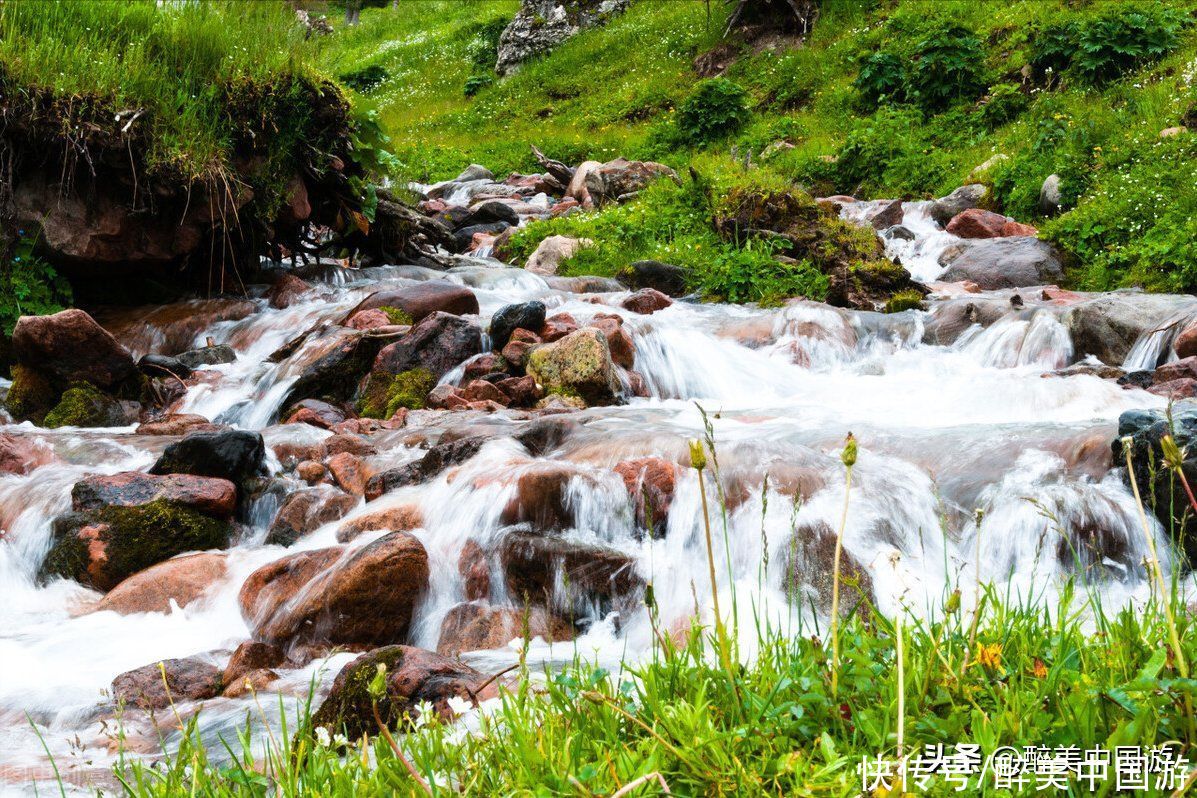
[339,64,388,93]
[0,232,73,337]
[854,50,906,108]
[906,22,985,112]
[677,78,751,145]
[1072,6,1182,85]
[978,83,1028,128]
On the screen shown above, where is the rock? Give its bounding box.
[43,499,233,592]
[1148,379,1197,400]
[176,344,237,370]
[620,288,672,315]
[222,641,286,689]
[239,547,343,628]
[1154,357,1197,384]
[222,668,280,698]
[0,433,55,476]
[945,208,1008,239]
[73,472,237,520]
[968,153,1008,181]
[1039,174,1062,216]
[459,540,490,601]
[868,199,904,231]
[249,532,429,648]
[11,310,136,391]
[1064,293,1197,365]
[587,316,635,370]
[490,301,547,351]
[929,184,988,227]
[539,312,579,342]
[613,457,676,531]
[365,436,490,499]
[372,312,483,380]
[426,384,469,410]
[496,0,629,76]
[463,199,519,227]
[496,375,542,407]
[266,274,312,309]
[325,433,376,457]
[515,416,579,456]
[1175,319,1197,359]
[452,222,510,253]
[296,461,327,484]
[501,532,640,613]
[336,504,423,543]
[97,552,228,615]
[98,299,255,358]
[1000,220,1038,237]
[1161,126,1187,138]
[585,158,679,204]
[42,383,129,429]
[150,429,267,488]
[112,656,222,711]
[266,488,359,546]
[1115,403,1197,562]
[137,354,192,380]
[455,164,493,182]
[135,414,219,436]
[437,602,573,656]
[616,260,689,297]
[326,452,373,497]
[284,399,347,429]
[347,308,393,330]
[526,328,621,406]
[921,297,1011,346]
[939,238,1064,289]
[500,328,543,369]
[1118,370,1155,389]
[277,327,393,410]
[885,225,916,241]
[782,521,874,618]
[536,394,586,411]
[525,235,590,275]
[344,283,479,325]
[311,646,483,739]
[501,465,576,531]
[462,379,508,405]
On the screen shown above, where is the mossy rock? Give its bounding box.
[884,289,926,314]
[357,368,435,418]
[5,364,58,423]
[526,329,619,406]
[43,382,127,428]
[41,498,232,592]
[377,306,413,326]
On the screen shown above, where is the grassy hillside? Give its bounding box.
[323,0,1197,293]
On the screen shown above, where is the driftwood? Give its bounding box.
[531,144,575,186]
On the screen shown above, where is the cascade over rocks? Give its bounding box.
[1064,293,1197,365]
[939,238,1064,290]
[366,435,491,499]
[613,457,677,531]
[344,283,479,325]
[311,645,484,740]
[277,327,394,410]
[501,532,642,615]
[783,521,874,618]
[266,488,359,546]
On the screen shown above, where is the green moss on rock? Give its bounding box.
[43,382,126,428]
[377,306,414,326]
[5,364,58,423]
[526,329,619,406]
[357,368,435,418]
[884,289,926,314]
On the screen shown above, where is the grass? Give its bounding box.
[74,430,1197,797]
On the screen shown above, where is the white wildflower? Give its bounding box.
[314,726,331,747]
[412,700,436,728]
[446,695,473,717]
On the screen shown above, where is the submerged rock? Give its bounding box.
[437,602,574,656]
[501,531,641,615]
[97,552,228,615]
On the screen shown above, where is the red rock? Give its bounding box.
[539,312,579,342]
[462,353,504,382]
[273,441,328,468]
[325,433,377,457]
[222,641,285,688]
[868,199,904,230]
[549,197,580,217]
[250,532,429,647]
[331,418,385,436]
[222,668,280,698]
[284,399,346,429]
[462,379,508,405]
[620,288,672,315]
[347,308,393,331]
[239,547,344,628]
[587,315,635,369]
[343,283,479,325]
[1175,321,1197,359]
[495,375,541,407]
[296,460,327,484]
[13,309,136,392]
[467,400,505,412]
[135,414,220,436]
[266,488,358,546]
[501,328,542,368]
[336,503,424,543]
[427,384,469,410]
[1040,286,1084,305]
[97,553,228,615]
[459,540,490,601]
[112,656,221,710]
[437,602,574,656]
[613,457,677,530]
[1148,378,1197,400]
[0,433,55,476]
[73,472,237,519]
[1000,220,1038,237]
[266,274,312,310]
[625,370,650,397]
[501,532,641,609]
[500,464,575,531]
[1154,357,1197,384]
[945,208,1008,239]
[326,452,373,497]
[419,199,450,214]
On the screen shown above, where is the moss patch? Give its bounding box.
[310,646,411,741]
[357,368,435,418]
[884,289,926,314]
[377,306,414,326]
[4,364,58,423]
[42,382,126,429]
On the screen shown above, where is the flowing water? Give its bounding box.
[0,198,1184,793]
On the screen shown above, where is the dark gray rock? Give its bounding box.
[929,184,988,227]
[490,301,547,351]
[939,238,1064,290]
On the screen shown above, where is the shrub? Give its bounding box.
[854,51,905,108]
[1073,6,1182,85]
[463,74,493,97]
[906,22,985,112]
[1,232,73,337]
[677,78,751,145]
[700,239,828,306]
[1029,21,1080,82]
[978,83,1029,128]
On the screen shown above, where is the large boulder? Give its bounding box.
[112,656,222,710]
[40,382,130,429]
[437,602,574,656]
[97,552,228,615]
[1114,402,1197,563]
[239,547,343,628]
[929,184,988,227]
[372,312,483,380]
[495,0,629,76]
[526,235,590,276]
[277,327,394,409]
[526,328,621,406]
[74,472,237,520]
[1039,174,1062,216]
[1064,293,1197,365]
[616,260,689,297]
[938,238,1064,289]
[0,433,55,476]
[149,429,267,488]
[501,532,641,615]
[343,283,478,325]
[584,158,679,203]
[490,301,547,352]
[245,532,429,648]
[311,645,483,739]
[11,310,136,391]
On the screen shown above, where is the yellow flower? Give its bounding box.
[1032,658,1048,679]
[975,642,1002,670]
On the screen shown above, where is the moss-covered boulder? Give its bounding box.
[4,364,58,424]
[43,382,128,428]
[526,328,620,406]
[42,498,233,592]
[357,368,435,419]
[310,645,483,740]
